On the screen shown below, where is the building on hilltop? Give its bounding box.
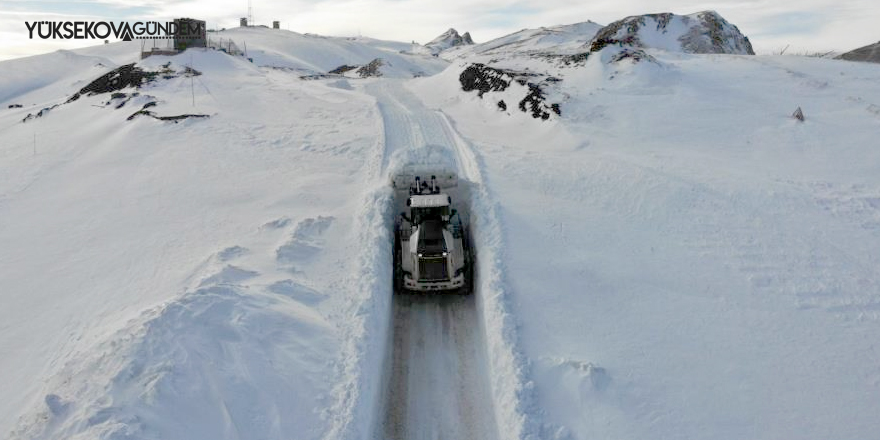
[174,18,206,51]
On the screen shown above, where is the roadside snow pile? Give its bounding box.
[425,28,474,55]
[588,11,754,55]
[837,40,880,63]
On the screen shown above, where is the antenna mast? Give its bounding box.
[247,0,253,26]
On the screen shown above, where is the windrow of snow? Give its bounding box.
[588,10,755,55]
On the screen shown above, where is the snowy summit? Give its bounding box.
[425,28,474,54]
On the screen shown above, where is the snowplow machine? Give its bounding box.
[392,171,473,294]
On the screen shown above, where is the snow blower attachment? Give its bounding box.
[393,172,472,294]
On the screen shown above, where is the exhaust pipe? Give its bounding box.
[431,175,437,193]
[414,176,421,194]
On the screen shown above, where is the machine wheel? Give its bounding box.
[460,223,475,296]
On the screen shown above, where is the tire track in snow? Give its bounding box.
[436,109,538,440]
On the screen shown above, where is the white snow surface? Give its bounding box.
[412,49,880,439]
[2,20,880,440]
[214,26,448,78]
[424,28,474,56]
[442,21,604,59]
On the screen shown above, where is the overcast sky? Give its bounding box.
[1,0,878,60]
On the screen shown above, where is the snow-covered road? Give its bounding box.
[381,294,498,440]
[362,80,501,440]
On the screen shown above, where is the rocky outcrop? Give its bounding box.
[356,59,384,77]
[66,63,159,103]
[426,28,475,54]
[588,11,754,55]
[459,63,510,97]
[837,41,880,63]
[459,63,561,120]
[22,62,207,124]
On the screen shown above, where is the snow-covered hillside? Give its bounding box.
[424,28,474,55]
[838,40,880,63]
[441,21,603,59]
[589,11,755,55]
[213,26,449,77]
[412,42,880,440]
[3,12,880,440]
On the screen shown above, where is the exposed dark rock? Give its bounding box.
[589,16,642,52]
[588,11,754,55]
[66,64,158,103]
[652,13,674,31]
[684,11,754,55]
[459,63,561,120]
[23,63,197,124]
[609,48,659,64]
[356,59,384,77]
[183,66,202,76]
[127,109,209,122]
[329,65,357,75]
[22,104,60,122]
[519,83,556,120]
[459,63,510,97]
[426,28,475,53]
[8,104,23,108]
